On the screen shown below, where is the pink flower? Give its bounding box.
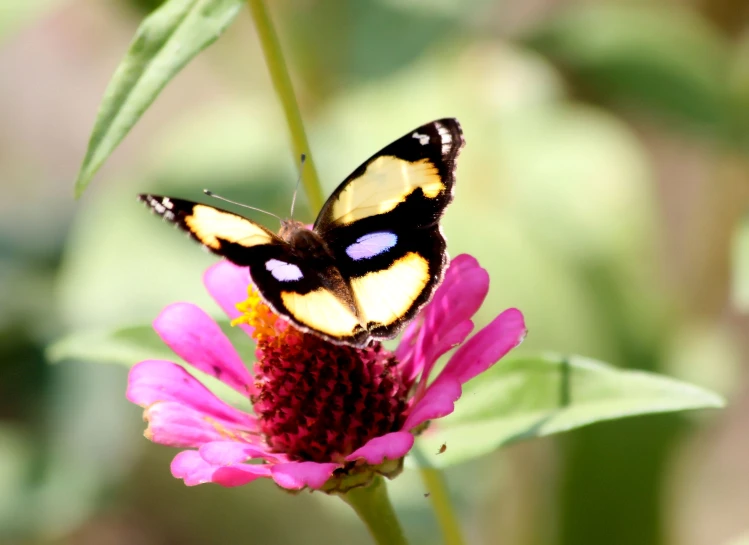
[127,254,526,492]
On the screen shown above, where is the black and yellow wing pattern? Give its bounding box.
[138,194,369,345]
[139,118,465,346]
[314,118,464,339]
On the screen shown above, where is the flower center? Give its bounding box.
[234,286,412,463]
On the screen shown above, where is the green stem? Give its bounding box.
[246,0,325,213]
[420,468,466,545]
[341,476,410,545]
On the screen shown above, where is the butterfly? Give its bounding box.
[139,118,464,347]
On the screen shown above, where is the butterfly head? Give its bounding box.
[278,219,309,242]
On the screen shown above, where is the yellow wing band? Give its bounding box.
[280,288,362,338]
[350,252,431,327]
[184,205,274,250]
[329,157,444,225]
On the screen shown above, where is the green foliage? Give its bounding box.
[47,319,255,367]
[524,4,738,142]
[48,321,254,411]
[74,0,243,197]
[47,324,173,366]
[411,354,724,468]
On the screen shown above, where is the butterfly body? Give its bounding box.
[140,118,464,347]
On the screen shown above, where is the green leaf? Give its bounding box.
[46,324,173,366]
[47,320,254,367]
[74,0,243,197]
[732,214,749,312]
[47,320,255,410]
[411,354,724,468]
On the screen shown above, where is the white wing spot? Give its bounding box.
[412,132,430,146]
[266,259,303,282]
[436,123,453,154]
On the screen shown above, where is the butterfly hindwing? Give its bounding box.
[336,225,446,338]
[245,250,369,345]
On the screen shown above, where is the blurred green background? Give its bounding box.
[1,0,749,543]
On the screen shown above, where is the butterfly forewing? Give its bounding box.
[138,195,281,260]
[314,118,464,340]
[314,118,464,234]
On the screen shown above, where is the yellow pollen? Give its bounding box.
[232,285,279,341]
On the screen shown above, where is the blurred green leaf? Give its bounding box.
[47,320,255,368]
[0,424,33,536]
[286,0,460,101]
[732,214,749,312]
[74,0,242,197]
[524,4,733,138]
[47,321,255,410]
[411,354,724,468]
[47,324,171,366]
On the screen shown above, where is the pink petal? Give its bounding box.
[398,254,489,383]
[154,302,255,395]
[203,261,254,336]
[440,308,526,385]
[414,320,475,398]
[210,464,271,487]
[345,431,415,464]
[396,316,422,364]
[403,378,462,431]
[270,461,339,490]
[199,440,283,465]
[171,450,271,487]
[422,256,488,344]
[403,309,526,431]
[171,450,217,486]
[128,360,257,430]
[143,402,228,447]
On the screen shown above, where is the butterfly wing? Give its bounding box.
[314,118,463,234]
[138,195,281,260]
[139,195,368,346]
[313,118,465,340]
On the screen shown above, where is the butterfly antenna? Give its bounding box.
[289,153,306,220]
[203,190,282,223]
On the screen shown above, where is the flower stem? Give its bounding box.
[420,468,466,545]
[341,476,410,545]
[246,0,325,213]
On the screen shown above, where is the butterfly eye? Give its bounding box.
[266,259,304,281]
[345,232,398,261]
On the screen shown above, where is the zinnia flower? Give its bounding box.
[127,253,526,492]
